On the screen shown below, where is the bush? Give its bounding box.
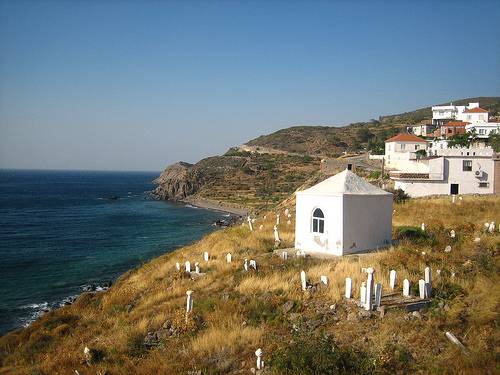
[392,188,410,203]
[271,334,375,375]
[394,226,430,244]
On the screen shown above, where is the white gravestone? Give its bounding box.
[186,290,193,314]
[320,275,328,286]
[247,216,253,231]
[418,279,426,299]
[244,258,248,272]
[360,282,366,305]
[450,230,456,238]
[488,222,495,233]
[185,261,191,273]
[250,260,257,270]
[389,270,396,290]
[203,252,209,262]
[282,251,288,260]
[284,208,289,216]
[276,213,280,225]
[374,283,382,308]
[300,270,307,291]
[365,268,375,311]
[403,279,410,297]
[274,225,281,243]
[195,262,200,274]
[444,245,452,253]
[421,223,425,231]
[345,277,352,299]
[175,262,180,271]
[259,224,263,230]
[255,348,264,370]
[424,267,432,297]
[452,195,456,203]
[226,253,232,263]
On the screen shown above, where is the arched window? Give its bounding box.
[312,208,325,234]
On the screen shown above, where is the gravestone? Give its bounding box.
[259,224,263,230]
[284,208,289,216]
[276,213,280,225]
[374,283,382,308]
[226,253,232,263]
[444,245,452,253]
[421,223,425,231]
[300,270,307,291]
[186,290,193,313]
[365,268,375,311]
[175,262,180,271]
[274,225,281,243]
[418,279,426,299]
[403,279,410,297]
[390,270,397,290]
[255,348,264,370]
[195,262,200,274]
[320,275,328,285]
[250,260,257,270]
[424,267,432,296]
[282,251,288,260]
[247,216,253,231]
[203,252,209,262]
[345,277,352,298]
[244,258,248,272]
[360,282,366,305]
[185,261,191,273]
[450,230,456,238]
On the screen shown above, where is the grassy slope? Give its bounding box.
[246,96,500,156]
[1,195,498,374]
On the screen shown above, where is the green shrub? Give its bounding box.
[394,226,431,244]
[433,281,466,301]
[271,334,375,375]
[392,188,409,203]
[126,333,146,358]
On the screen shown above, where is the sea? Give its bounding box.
[0,170,225,335]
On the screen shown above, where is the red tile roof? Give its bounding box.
[463,107,488,113]
[385,133,428,143]
[444,121,470,127]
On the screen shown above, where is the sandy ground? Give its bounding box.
[181,197,248,216]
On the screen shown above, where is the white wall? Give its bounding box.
[466,123,500,138]
[458,112,489,123]
[394,156,495,196]
[295,194,343,255]
[342,195,392,254]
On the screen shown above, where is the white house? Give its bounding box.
[384,133,428,171]
[295,170,393,256]
[412,123,435,137]
[459,107,489,123]
[432,102,480,125]
[465,122,500,139]
[392,147,497,197]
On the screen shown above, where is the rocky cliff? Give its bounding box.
[151,162,203,200]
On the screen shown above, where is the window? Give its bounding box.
[401,144,406,150]
[415,145,419,150]
[312,208,325,234]
[463,160,472,171]
[479,129,485,135]
[479,182,489,188]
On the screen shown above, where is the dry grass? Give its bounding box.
[0,195,498,374]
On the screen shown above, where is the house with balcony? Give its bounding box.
[465,122,500,139]
[432,102,480,126]
[391,147,498,197]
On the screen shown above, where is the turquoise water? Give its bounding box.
[0,170,224,335]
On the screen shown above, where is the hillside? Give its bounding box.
[152,96,499,212]
[246,96,500,157]
[1,196,498,374]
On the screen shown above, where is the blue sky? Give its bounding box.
[1,1,499,171]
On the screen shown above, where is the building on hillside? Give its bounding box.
[391,147,498,197]
[439,121,469,138]
[459,107,489,123]
[432,102,480,125]
[384,133,428,171]
[465,122,500,139]
[412,121,435,137]
[295,170,392,256]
